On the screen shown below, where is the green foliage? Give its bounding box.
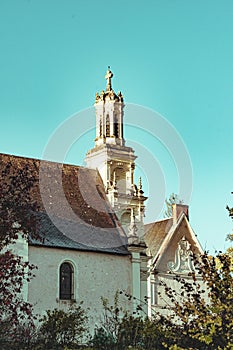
[226,194,233,262]
[90,291,171,350]
[158,252,233,349]
[0,160,39,249]
[90,250,232,349]
[91,327,116,350]
[91,291,122,349]
[37,304,88,349]
[91,311,176,349]
[0,160,39,345]
[0,320,39,350]
[118,314,174,350]
[226,199,233,220]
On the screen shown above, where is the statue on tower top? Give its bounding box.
[95,67,123,103]
[105,66,113,92]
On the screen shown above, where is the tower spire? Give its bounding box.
[86,68,147,242]
[94,67,124,147]
[105,66,113,92]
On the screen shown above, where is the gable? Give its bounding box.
[145,214,203,273]
[156,216,203,273]
[144,218,173,257]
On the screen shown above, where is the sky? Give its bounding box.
[0,0,232,253]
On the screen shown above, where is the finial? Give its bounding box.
[128,208,138,241]
[138,177,142,190]
[117,91,124,102]
[95,92,100,102]
[138,176,144,197]
[105,66,113,92]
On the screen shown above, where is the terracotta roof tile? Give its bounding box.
[0,153,128,254]
[144,218,173,257]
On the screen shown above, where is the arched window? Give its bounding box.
[114,115,119,138]
[121,211,131,225]
[106,114,110,137]
[99,119,102,137]
[59,262,74,300]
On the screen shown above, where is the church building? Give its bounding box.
[0,68,203,329]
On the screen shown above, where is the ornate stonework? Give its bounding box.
[85,68,147,240]
[95,67,124,103]
[105,66,113,91]
[167,236,194,273]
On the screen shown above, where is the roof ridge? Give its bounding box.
[0,152,90,170]
[145,217,172,226]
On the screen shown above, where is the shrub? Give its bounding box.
[37,304,88,349]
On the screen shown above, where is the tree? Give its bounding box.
[91,292,122,349]
[90,291,172,350]
[163,193,183,218]
[158,251,233,349]
[226,192,233,220]
[0,160,39,249]
[0,158,39,344]
[152,197,233,349]
[117,314,175,350]
[89,248,232,349]
[37,305,88,349]
[226,193,233,261]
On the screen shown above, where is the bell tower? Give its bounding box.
[85,67,147,241]
[94,66,125,148]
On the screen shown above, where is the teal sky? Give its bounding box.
[0,0,232,253]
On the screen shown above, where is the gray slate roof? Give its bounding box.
[30,212,129,255]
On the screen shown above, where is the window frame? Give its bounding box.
[59,261,74,301]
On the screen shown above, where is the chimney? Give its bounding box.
[172,204,189,225]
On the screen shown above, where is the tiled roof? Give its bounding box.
[0,153,129,255]
[144,218,173,257]
[31,212,129,255]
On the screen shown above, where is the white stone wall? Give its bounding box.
[28,246,132,331]
[5,232,29,301]
[148,222,204,316]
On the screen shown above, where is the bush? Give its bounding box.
[89,292,169,350]
[37,304,88,349]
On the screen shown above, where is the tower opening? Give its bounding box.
[113,114,119,138]
[99,118,102,137]
[85,67,147,241]
[106,114,110,137]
